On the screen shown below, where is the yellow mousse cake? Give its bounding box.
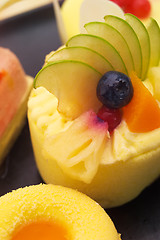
[28,13,160,208]
[0,47,33,166]
[0,184,121,240]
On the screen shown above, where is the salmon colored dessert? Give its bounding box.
[28,13,160,208]
[0,47,33,166]
[0,184,121,240]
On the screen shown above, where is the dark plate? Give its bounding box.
[0,4,160,240]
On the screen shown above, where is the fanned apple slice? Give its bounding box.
[46,46,114,75]
[147,18,160,68]
[34,60,102,119]
[125,13,150,80]
[104,15,142,78]
[67,34,127,74]
[85,22,134,75]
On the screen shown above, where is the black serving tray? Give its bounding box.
[0,4,159,240]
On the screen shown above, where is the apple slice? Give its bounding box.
[85,22,134,75]
[104,15,142,78]
[46,46,114,75]
[34,60,102,119]
[67,34,127,74]
[125,13,150,80]
[147,18,160,68]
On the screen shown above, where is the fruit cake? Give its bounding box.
[0,184,121,240]
[28,13,160,208]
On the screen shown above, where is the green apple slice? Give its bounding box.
[46,46,114,75]
[147,18,160,68]
[34,60,102,119]
[125,13,150,80]
[85,22,134,75]
[104,15,142,78]
[67,34,127,74]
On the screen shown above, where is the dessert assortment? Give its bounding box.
[0,47,33,167]
[0,0,160,239]
[0,184,121,240]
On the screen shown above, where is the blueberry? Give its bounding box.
[97,71,133,109]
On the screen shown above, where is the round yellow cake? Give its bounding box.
[0,184,120,240]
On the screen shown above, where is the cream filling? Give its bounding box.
[28,79,160,183]
[102,120,160,165]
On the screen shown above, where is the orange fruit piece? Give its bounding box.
[123,72,160,133]
[11,220,69,240]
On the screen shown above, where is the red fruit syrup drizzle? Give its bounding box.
[111,0,151,19]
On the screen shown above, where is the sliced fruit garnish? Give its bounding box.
[125,13,150,79]
[34,60,102,119]
[146,17,160,68]
[104,15,142,78]
[85,21,134,75]
[35,12,160,131]
[67,34,127,74]
[46,46,114,75]
[123,72,160,133]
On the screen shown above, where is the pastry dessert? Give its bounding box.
[28,14,160,208]
[0,184,121,240]
[0,47,33,167]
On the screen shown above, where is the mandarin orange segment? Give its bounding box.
[123,72,160,133]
